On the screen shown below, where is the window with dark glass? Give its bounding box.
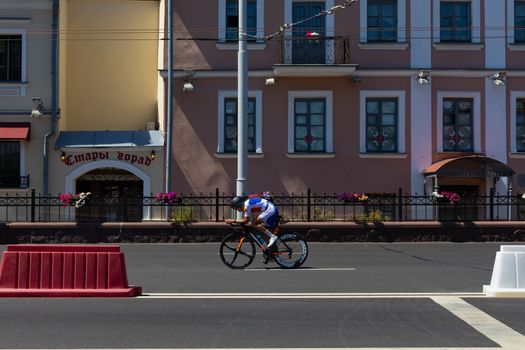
[224,98,256,153]
[515,1,525,43]
[367,0,397,42]
[443,98,473,152]
[0,142,21,187]
[516,99,525,152]
[294,98,326,152]
[225,0,257,41]
[0,35,22,81]
[366,98,398,152]
[440,1,471,42]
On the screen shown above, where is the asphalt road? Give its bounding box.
[122,242,499,293]
[0,242,524,350]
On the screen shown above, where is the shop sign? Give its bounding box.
[63,151,154,166]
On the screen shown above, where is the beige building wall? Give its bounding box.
[0,0,54,195]
[59,0,160,131]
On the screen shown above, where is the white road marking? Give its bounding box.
[10,347,505,350]
[245,267,357,271]
[138,292,485,299]
[432,296,525,350]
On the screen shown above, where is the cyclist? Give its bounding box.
[225,194,279,252]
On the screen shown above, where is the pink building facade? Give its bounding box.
[170,0,525,204]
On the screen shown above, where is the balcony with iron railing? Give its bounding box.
[272,36,356,77]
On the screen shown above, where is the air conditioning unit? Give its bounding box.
[146,122,157,130]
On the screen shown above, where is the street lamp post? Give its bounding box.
[237,0,248,197]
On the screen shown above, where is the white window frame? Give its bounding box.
[508,0,525,45]
[510,91,525,153]
[284,0,335,64]
[437,91,481,153]
[287,90,333,154]
[432,0,480,44]
[217,90,263,154]
[218,0,264,43]
[359,0,407,43]
[359,90,406,154]
[0,29,27,96]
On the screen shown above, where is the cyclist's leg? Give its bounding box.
[257,207,278,236]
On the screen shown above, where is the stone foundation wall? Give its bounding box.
[1,221,524,244]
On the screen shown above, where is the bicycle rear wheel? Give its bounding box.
[219,231,256,269]
[272,233,308,269]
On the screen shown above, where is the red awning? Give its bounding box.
[422,155,515,177]
[0,123,31,141]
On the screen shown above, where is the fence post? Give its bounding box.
[398,188,403,221]
[307,188,311,222]
[215,188,220,222]
[489,187,495,221]
[30,189,36,222]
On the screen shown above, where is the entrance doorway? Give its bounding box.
[292,1,326,64]
[75,168,144,221]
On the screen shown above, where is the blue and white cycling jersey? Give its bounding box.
[242,197,279,227]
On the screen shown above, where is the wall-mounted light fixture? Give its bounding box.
[60,151,66,161]
[351,76,362,83]
[265,77,276,86]
[150,150,156,160]
[417,70,430,85]
[31,97,44,117]
[492,71,506,86]
[183,70,195,92]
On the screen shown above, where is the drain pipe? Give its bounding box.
[43,0,59,196]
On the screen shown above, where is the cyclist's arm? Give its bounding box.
[225,217,249,225]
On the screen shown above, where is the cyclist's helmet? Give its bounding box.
[230,196,246,210]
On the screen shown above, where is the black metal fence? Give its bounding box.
[1,188,524,223]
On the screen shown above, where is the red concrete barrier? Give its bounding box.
[0,245,142,297]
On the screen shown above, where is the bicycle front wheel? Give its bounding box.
[273,233,308,269]
[219,231,256,269]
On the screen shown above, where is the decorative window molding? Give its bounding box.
[288,90,333,154]
[432,43,484,50]
[0,29,27,96]
[359,90,406,154]
[436,91,481,152]
[510,91,525,153]
[215,42,266,50]
[218,0,264,43]
[358,42,409,50]
[0,18,31,24]
[359,0,406,43]
[217,90,263,154]
[432,0,480,44]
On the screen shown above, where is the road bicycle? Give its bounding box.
[219,219,308,269]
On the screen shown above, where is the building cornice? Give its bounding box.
[161,69,525,79]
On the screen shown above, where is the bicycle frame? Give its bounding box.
[235,226,266,252]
